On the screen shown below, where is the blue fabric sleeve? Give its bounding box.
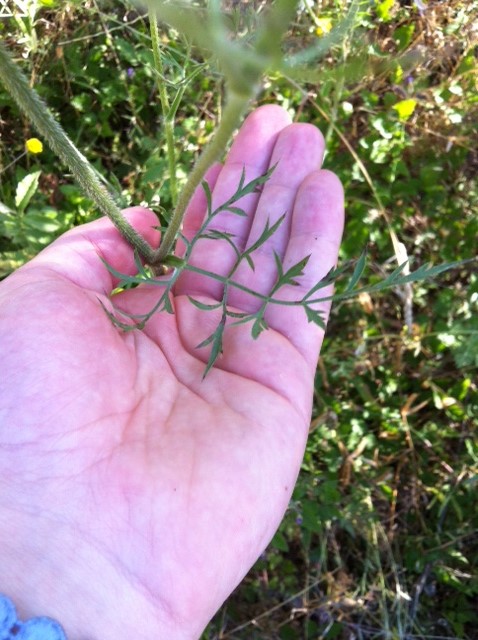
[0,595,67,640]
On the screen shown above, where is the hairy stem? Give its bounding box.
[153,90,252,263]
[0,42,156,263]
[148,3,178,206]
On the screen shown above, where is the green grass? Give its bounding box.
[1,1,477,638]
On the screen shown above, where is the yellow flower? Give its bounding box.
[392,99,417,121]
[25,138,43,154]
[315,17,333,37]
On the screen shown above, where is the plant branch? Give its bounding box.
[0,42,156,263]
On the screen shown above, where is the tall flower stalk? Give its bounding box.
[0,0,361,267]
[148,2,178,207]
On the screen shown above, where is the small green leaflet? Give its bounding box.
[304,306,326,329]
[188,296,223,311]
[302,263,351,301]
[251,316,268,339]
[278,255,310,287]
[199,229,242,259]
[197,316,227,378]
[15,171,41,214]
[224,206,247,217]
[367,260,469,292]
[162,254,187,269]
[202,179,213,217]
[245,215,286,256]
[166,63,206,122]
[344,248,367,292]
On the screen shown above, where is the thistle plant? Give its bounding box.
[0,0,363,266]
[0,0,469,375]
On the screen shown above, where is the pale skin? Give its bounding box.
[0,106,344,639]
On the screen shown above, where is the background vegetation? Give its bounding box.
[0,0,477,638]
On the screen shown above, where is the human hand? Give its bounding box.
[0,105,344,639]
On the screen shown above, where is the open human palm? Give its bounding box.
[0,106,343,639]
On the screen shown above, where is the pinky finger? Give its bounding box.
[263,170,344,371]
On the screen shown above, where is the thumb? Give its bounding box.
[20,207,160,295]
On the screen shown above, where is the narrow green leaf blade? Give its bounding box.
[162,254,187,269]
[386,260,410,283]
[237,166,246,193]
[101,258,148,286]
[246,214,286,257]
[280,255,310,287]
[344,249,367,292]
[369,260,471,293]
[303,263,350,301]
[196,331,217,350]
[225,206,247,217]
[236,164,276,199]
[251,316,268,339]
[188,296,223,311]
[245,254,255,271]
[273,250,284,279]
[166,85,186,122]
[304,306,326,329]
[15,170,41,214]
[199,317,226,378]
[202,179,213,217]
[163,296,174,315]
[199,229,241,258]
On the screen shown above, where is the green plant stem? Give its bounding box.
[0,42,156,263]
[148,2,178,206]
[154,90,252,263]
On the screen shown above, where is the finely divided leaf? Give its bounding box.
[236,167,246,193]
[98,299,133,331]
[251,316,268,339]
[244,254,255,271]
[245,214,286,257]
[101,258,149,286]
[202,179,213,217]
[162,254,187,269]
[166,63,206,121]
[233,165,276,201]
[304,306,326,329]
[198,317,226,378]
[227,310,252,319]
[225,206,247,216]
[210,166,276,218]
[178,232,191,250]
[188,296,223,311]
[133,249,148,276]
[200,229,236,240]
[163,296,174,314]
[273,250,283,279]
[385,260,409,283]
[302,263,350,301]
[279,255,310,287]
[199,229,241,259]
[230,314,255,327]
[344,249,367,292]
[369,260,469,293]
